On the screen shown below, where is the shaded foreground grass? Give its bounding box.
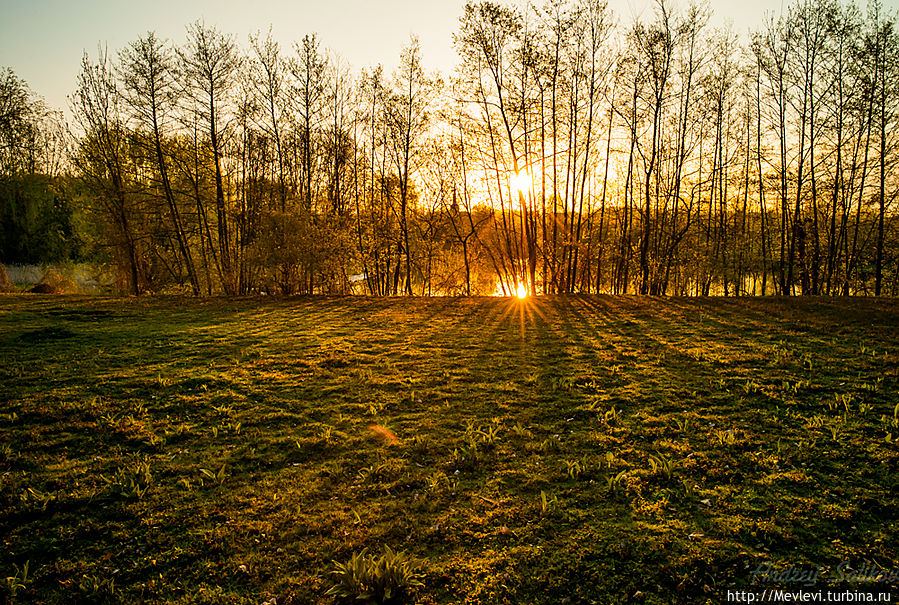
[1,295,897,604]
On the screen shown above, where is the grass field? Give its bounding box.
[1,295,898,604]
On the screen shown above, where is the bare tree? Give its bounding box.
[71,49,142,295]
[385,37,434,295]
[120,32,200,294]
[179,22,241,294]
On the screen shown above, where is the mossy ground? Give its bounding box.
[1,295,897,604]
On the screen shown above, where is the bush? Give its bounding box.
[30,268,77,294]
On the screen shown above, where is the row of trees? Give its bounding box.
[454,0,898,296]
[3,0,897,296]
[0,69,76,264]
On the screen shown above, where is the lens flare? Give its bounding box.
[369,423,399,445]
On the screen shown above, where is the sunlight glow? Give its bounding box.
[511,170,531,194]
[490,279,530,298]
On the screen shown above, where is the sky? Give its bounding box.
[1,0,897,116]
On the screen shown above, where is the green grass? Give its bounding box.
[0,295,897,604]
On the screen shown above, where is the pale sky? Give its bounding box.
[1,0,896,116]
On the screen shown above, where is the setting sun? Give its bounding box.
[515,282,528,298]
[511,170,531,194]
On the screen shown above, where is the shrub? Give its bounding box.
[30,268,77,294]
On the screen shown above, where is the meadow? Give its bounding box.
[0,295,897,604]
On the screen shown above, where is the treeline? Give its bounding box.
[0,69,79,264]
[2,0,898,296]
[454,0,899,296]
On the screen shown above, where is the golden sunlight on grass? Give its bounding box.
[2,296,899,603]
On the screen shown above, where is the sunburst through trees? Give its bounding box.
[2,0,897,297]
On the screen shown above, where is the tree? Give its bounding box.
[385,37,434,295]
[120,32,200,294]
[291,34,327,212]
[179,22,241,294]
[71,49,142,294]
